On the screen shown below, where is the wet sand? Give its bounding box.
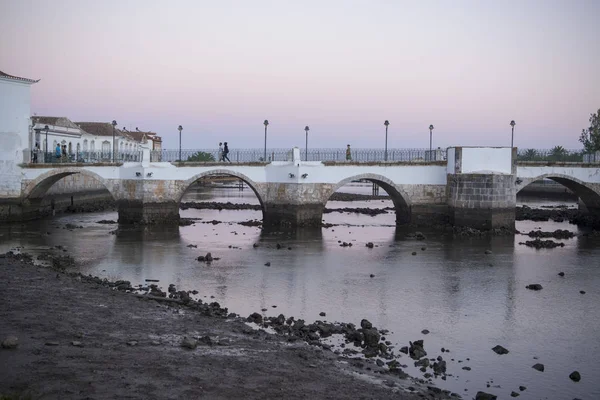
[0,253,450,400]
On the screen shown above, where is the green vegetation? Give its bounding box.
[579,108,600,153]
[186,152,215,162]
[517,147,583,162]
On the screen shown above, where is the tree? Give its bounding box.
[522,148,538,161]
[186,151,215,162]
[579,108,600,153]
[549,145,567,161]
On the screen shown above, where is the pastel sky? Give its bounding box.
[2,0,599,150]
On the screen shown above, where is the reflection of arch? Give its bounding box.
[518,173,600,211]
[325,173,412,224]
[22,168,116,201]
[177,169,266,211]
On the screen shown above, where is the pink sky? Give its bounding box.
[2,0,599,150]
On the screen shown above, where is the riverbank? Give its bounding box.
[0,252,453,400]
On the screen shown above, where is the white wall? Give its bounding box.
[459,147,513,174]
[0,78,33,197]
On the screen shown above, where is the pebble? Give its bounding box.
[1,336,18,349]
[71,341,83,347]
[126,341,138,346]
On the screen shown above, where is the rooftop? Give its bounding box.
[32,116,81,130]
[75,122,124,137]
[0,70,39,84]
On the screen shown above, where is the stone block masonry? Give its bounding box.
[447,173,516,230]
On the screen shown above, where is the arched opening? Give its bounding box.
[22,169,116,220]
[322,174,411,227]
[176,170,266,227]
[517,174,600,213]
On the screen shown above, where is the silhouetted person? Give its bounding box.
[346,144,352,161]
[223,142,231,162]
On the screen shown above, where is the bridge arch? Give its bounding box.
[518,173,600,212]
[324,173,412,224]
[22,168,117,201]
[176,169,267,214]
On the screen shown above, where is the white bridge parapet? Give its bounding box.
[6,147,600,228]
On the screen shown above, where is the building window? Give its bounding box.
[90,140,95,151]
[83,139,88,152]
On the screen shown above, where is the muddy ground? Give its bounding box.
[0,254,452,400]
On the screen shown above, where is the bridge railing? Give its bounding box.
[28,150,143,164]
[516,148,598,163]
[151,148,447,163]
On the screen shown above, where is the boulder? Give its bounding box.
[1,336,18,349]
[475,392,497,400]
[360,319,372,329]
[569,371,581,382]
[510,392,520,397]
[247,312,263,324]
[526,284,543,290]
[363,328,380,348]
[366,242,374,248]
[532,363,544,372]
[492,345,509,355]
[421,329,430,335]
[409,340,427,360]
[181,337,197,350]
[432,360,446,375]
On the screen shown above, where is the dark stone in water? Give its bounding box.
[492,345,509,355]
[526,284,543,291]
[569,371,581,382]
[532,363,544,372]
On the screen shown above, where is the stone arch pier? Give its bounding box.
[324,174,412,224]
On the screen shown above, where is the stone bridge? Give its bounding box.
[6,147,600,229]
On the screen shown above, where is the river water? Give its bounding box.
[1,183,599,399]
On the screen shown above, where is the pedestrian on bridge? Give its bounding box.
[218,142,223,162]
[223,142,231,162]
[346,144,352,161]
[55,143,61,159]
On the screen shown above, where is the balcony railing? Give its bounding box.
[150,148,448,163]
[28,150,142,164]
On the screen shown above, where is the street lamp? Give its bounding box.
[44,125,49,163]
[111,120,117,162]
[510,120,516,148]
[429,124,434,156]
[263,120,269,162]
[384,120,390,161]
[178,125,183,162]
[304,126,310,161]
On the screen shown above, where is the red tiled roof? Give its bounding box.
[0,70,39,84]
[75,122,124,137]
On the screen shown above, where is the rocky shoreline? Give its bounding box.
[0,251,455,400]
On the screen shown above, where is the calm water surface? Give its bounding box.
[1,184,599,399]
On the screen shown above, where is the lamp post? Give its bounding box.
[429,124,434,157]
[111,120,117,162]
[44,125,49,163]
[304,126,310,161]
[510,120,516,148]
[263,120,269,162]
[178,125,183,162]
[384,120,390,161]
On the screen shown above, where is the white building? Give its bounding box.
[0,70,38,197]
[31,119,159,162]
